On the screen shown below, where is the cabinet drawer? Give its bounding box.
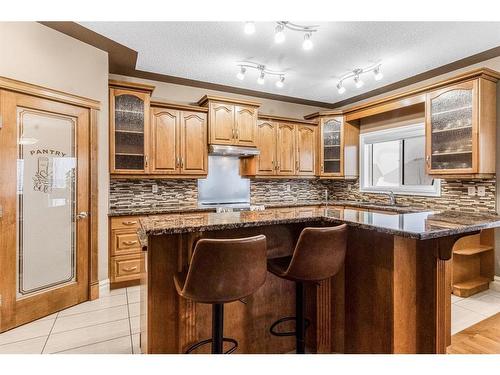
[111,255,142,283]
[111,230,141,256]
[111,216,142,230]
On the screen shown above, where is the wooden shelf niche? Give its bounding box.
[452,229,495,297]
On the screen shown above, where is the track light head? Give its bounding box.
[257,71,265,85]
[374,66,383,81]
[276,76,285,88]
[336,82,346,95]
[237,66,246,80]
[274,24,285,44]
[354,75,364,89]
[244,22,256,35]
[302,33,313,50]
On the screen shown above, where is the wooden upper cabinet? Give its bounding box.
[255,120,277,175]
[425,78,496,177]
[296,124,316,176]
[150,108,179,174]
[209,102,234,145]
[276,123,296,175]
[198,96,260,147]
[110,84,153,174]
[180,111,208,175]
[235,106,257,146]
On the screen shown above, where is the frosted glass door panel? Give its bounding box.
[16,109,76,298]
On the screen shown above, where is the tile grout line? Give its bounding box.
[58,302,129,318]
[51,334,132,354]
[126,288,134,354]
[41,312,58,354]
[49,316,132,336]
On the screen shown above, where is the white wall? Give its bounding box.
[0,22,110,281]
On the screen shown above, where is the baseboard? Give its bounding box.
[99,279,111,296]
[489,276,500,292]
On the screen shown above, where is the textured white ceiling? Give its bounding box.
[81,22,500,103]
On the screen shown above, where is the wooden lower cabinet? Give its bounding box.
[110,216,144,288]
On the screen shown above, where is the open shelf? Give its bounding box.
[431,125,472,134]
[431,105,472,117]
[453,276,490,298]
[453,245,494,256]
[115,129,144,135]
[115,152,144,157]
[432,150,472,157]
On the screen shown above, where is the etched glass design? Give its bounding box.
[16,108,76,298]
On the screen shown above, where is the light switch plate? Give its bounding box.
[477,186,486,197]
[468,186,476,196]
[152,184,158,194]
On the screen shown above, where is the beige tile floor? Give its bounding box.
[2,286,500,353]
[0,286,141,354]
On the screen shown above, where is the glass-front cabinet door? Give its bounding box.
[426,80,477,174]
[320,117,343,176]
[110,88,150,174]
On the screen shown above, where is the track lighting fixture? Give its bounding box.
[236,62,285,88]
[244,22,255,35]
[244,22,318,51]
[335,63,383,95]
[237,66,246,80]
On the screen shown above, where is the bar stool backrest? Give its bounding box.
[285,224,347,282]
[181,235,267,304]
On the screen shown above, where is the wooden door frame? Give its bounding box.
[0,76,101,327]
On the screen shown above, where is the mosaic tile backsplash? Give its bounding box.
[110,178,496,214]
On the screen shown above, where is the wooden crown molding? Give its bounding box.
[304,110,344,120]
[197,94,261,108]
[108,79,155,93]
[40,22,500,112]
[150,98,208,112]
[258,113,317,125]
[0,75,100,110]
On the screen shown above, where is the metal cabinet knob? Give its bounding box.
[76,211,89,220]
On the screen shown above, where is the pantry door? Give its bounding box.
[0,90,90,332]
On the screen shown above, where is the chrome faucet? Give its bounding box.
[387,191,396,206]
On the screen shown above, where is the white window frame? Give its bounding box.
[359,123,441,197]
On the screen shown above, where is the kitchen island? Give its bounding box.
[138,205,500,354]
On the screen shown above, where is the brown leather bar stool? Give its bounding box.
[174,235,267,354]
[268,224,347,354]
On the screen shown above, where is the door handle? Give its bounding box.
[144,155,149,168]
[176,157,180,167]
[123,240,138,246]
[76,211,89,220]
[122,220,138,226]
[180,157,184,168]
[123,266,138,272]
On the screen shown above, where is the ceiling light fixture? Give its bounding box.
[244,22,256,35]
[275,75,285,88]
[274,21,318,50]
[236,62,286,88]
[237,66,246,80]
[274,23,286,44]
[335,63,383,95]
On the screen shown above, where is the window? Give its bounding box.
[360,124,440,196]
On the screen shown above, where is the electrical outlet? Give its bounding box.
[347,184,352,191]
[286,184,291,192]
[152,184,158,194]
[477,186,486,197]
[467,186,476,196]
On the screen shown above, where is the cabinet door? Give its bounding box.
[276,123,296,175]
[110,88,150,174]
[255,121,277,175]
[319,117,343,176]
[180,111,208,175]
[150,108,180,174]
[425,80,477,175]
[209,102,234,144]
[235,106,257,146]
[296,124,316,176]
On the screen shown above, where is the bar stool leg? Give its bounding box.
[212,304,224,354]
[296,282,305,354]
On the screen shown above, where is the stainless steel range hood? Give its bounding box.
[209,144,260,157]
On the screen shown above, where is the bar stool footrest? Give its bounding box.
[270,316,311,337]
[185,337,238,354]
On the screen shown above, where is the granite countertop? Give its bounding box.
[109,199,422,217]
[137,205,500,242]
